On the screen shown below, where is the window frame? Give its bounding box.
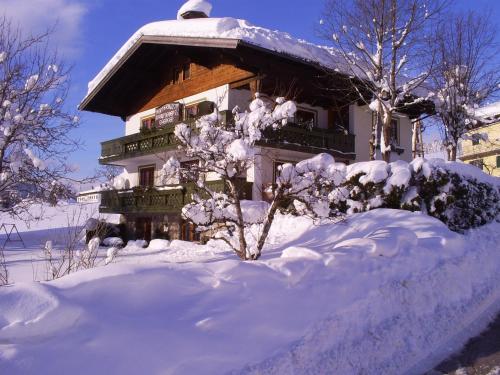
[294,107,317,129]
[140,115,156,131]
[183,99,207,121]
[390,117,400,146]
[182,62,191,81]
[138,165,156,187]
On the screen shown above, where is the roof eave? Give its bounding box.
[79,35,240,112]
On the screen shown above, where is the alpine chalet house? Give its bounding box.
[80,0,430,242]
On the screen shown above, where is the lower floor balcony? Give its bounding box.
[99,180,253,215]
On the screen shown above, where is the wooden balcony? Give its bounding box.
[99,180,253,215]
[100,122,182,165]
[259,124,356,158]
[100,122,356,165]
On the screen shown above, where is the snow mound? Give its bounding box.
[0,284,80,343]
[125,240,148,249]
[177,0,212,20]
[103,237,124,247]
[148,239,170,251]
[1,209,499,374]
[281,246,322,260]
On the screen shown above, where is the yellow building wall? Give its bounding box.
[459,120,500,177]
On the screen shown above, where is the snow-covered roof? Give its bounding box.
[177,0,212,20]
[82,17,342,106]
[475,101,500,120]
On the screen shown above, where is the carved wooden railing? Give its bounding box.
[100,121,356,164]
[259,124,355,155]
[99,179,253,215]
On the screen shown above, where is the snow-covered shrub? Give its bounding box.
[105,247,119,265]
[102,237,124,248]
[412,162,500,231]
[330,158,500,232]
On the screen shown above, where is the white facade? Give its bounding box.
[117,86,414,194]
[350,105,413,163]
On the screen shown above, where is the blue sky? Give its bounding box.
[0,0,498,178]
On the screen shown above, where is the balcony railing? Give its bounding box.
[100,121,356,164]
[259,124,355,155]
[100,122,182,164]
[99,179,253,215]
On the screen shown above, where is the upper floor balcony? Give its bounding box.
[100,121,356,165]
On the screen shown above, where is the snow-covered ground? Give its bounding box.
[1,204,500,374]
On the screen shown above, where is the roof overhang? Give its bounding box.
[79,36,240,112]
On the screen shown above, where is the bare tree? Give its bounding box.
[96,165,122,185]
[0,17,81,216]
[319,0,446,161]
[430,11,500,161]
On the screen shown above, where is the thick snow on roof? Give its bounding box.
[475,101,500,120]
[84,17,341,99]
[177,0,213,20]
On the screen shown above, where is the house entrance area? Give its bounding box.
[135,217,152,242]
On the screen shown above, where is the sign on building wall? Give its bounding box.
[155,103,182,127]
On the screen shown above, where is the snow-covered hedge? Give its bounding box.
[329,158,500,232]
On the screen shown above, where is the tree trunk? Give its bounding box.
[370,111,381,161]
[228,181,248,260]
[382,112,392,162]
[253,190,283,260]
[449,145,457,161]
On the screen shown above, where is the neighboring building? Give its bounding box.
[77,189,103,204]
[459,101,500,177]
[79,1,431,242]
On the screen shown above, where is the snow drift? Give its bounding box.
[1,209,500,374]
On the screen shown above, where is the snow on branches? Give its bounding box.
[0,18,80,215]
[161,95,345,260]
[430,11,500,160]
[320,0,443,161]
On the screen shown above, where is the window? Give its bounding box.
[182,63,191,80]
[141,116,155,130]
[172,67,181,84]
[390,118,400,145]
[181,221,201,242]
[330,106,350,132]
[496,155,500,168]
[184,103,199,120]
[470,159,484,171]
[472,136,480,146]
[294,109,316,129]
[139,166,155,187]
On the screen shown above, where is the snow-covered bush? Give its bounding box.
[330,158,500,232]
[102,237,124,248]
